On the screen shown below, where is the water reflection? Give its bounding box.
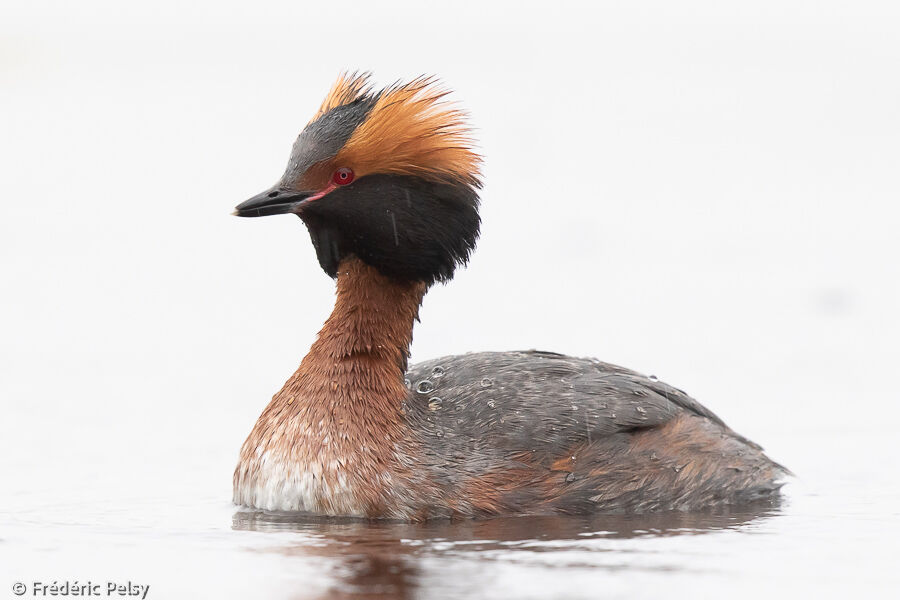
[233,500,782,600]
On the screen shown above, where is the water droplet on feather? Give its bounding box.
[416,380,434,394]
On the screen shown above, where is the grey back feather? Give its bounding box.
[403,350,747,465]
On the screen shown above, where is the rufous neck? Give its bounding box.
[310,257,426,374]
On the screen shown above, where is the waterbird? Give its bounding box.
[232,73,788,519]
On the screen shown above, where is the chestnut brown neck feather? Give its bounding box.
[236,256,429,515]
[312,256,426,373]
[271,255,426,469]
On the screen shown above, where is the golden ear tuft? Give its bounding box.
[323,75,482,188]
[311,71,374,123]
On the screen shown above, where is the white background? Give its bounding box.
[1,1,898,598]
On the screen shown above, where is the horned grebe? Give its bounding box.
[232,73,787,519]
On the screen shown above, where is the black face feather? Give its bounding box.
[297,174,480,285]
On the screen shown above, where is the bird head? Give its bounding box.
[234,73,482,285]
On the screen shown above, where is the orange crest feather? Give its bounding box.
[310,73,482,188]
[312,71,373,123]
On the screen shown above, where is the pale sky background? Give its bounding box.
[1,2,898,598]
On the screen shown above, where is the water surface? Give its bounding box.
[3,428,897,599]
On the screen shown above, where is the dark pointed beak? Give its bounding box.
[233,187,313,218]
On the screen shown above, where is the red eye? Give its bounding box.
[332,167,354,186]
